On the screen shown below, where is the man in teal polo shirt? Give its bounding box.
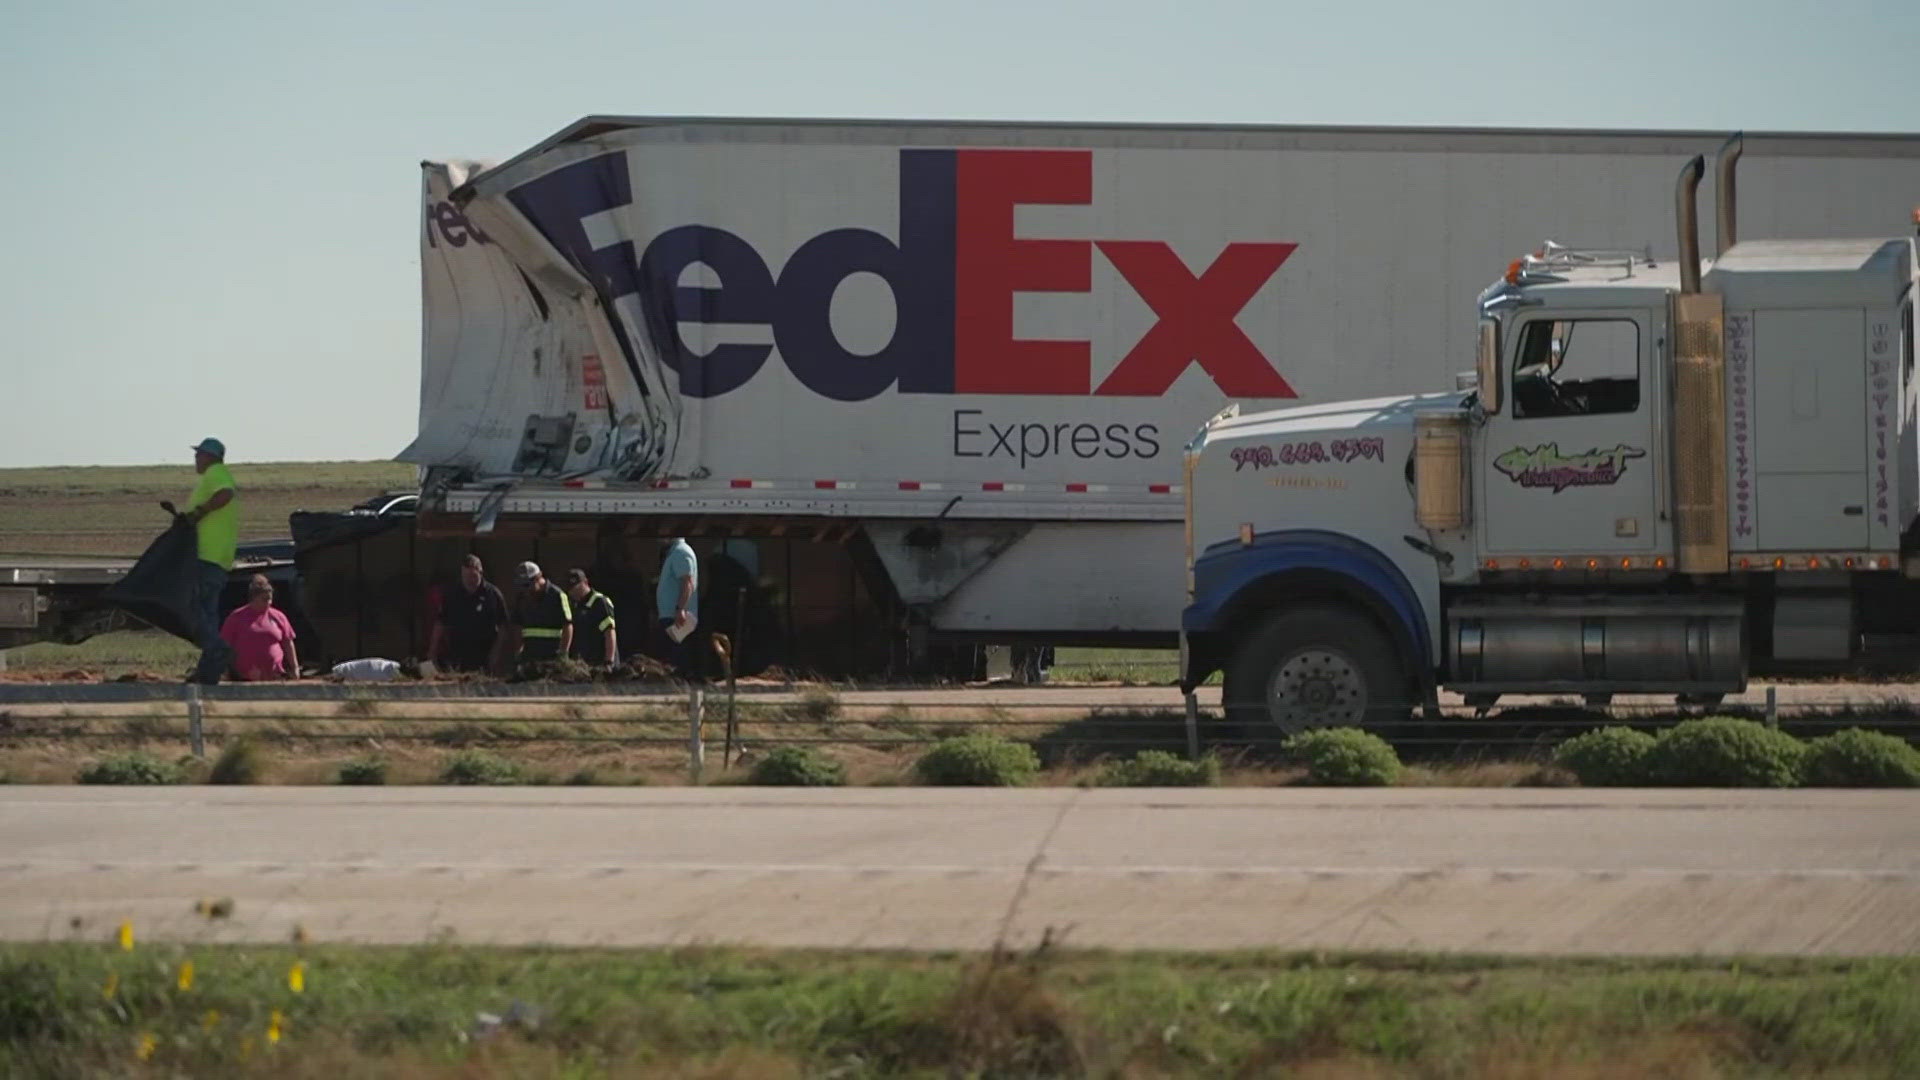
[185,437,239,684]
[656,537,698,678]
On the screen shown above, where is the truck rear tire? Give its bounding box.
[1223,603,1411,738]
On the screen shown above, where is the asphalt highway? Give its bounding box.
[2,787,1915,955]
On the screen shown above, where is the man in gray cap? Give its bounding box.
[505,560,572,667]
[183,437,238,683]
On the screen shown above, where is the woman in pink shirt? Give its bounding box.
[219,575,301,681]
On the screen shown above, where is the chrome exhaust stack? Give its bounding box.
[1716,132,1744,257]
[1676,154,1706,294]
[1670,152,1729,575]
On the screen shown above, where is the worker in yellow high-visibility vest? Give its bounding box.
[564,568,619,669]
[503,561,572,669]
[184,437,239,684]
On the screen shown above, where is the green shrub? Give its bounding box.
[1552,726,1656,786]
[1095,750,1220,787]
[915,735,1040,787]
[1801,728,1920,787]
[336,757,388,786]
[750,746,848,787]
[0,959,66,1041]
[76,751,180,785]
[439,750,523,785]
[1282,728,1401,786]
[1643,716,1806,787]
[797,688,842,723]
[208,738,265,785]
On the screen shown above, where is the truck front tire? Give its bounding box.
[1223,603,1411,737]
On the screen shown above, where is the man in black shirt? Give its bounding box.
[429,555,507,674]
[565,568,619,668]
[509,560,573,664]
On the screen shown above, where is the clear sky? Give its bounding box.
[3,0,1914,468]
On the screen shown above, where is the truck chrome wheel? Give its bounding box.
[1268,648,1366,730]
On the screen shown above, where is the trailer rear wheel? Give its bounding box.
[1223,603,1411,739]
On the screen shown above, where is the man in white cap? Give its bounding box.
[504,560,572,668]
[184,437,238,683]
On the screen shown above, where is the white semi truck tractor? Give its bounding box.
[1181,140,1920,732]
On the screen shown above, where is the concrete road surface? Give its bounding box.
[2,787,1916,956]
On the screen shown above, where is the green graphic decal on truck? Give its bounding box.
[1493,443,1646,493]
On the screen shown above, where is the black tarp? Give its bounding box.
[101,518,203,644]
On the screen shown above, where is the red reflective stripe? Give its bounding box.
[898,481,921,491]
[982,482,1005,492]
[815,480,837,489]
[1065,483,1088,493]
[1149,484,1172,494]
[730,479,753,489]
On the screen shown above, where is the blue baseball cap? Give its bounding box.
[191,437,226,459]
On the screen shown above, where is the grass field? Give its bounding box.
[0,461,414,558]
[0,709,1567,789]
[3,629,1186,689]
[2,630,199,679]
[1,942,1912,1078]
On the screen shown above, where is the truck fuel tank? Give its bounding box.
[1447,595,1745,694]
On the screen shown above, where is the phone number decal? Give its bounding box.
[1232,437,1385,471]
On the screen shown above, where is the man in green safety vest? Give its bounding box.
[564,568,619,669]
[184,437,239,684]
[505,561,572,667]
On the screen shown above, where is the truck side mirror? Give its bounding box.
[1476,320,1502,414]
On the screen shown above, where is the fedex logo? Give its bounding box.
[505,149,1299,402]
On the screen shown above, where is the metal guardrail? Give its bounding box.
[5,679,1919,785]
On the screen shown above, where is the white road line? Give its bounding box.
[1,860,1912,880]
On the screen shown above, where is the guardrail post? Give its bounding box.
[185,683,205,758]
[710,634,739,769]
[1183,691,1201,761]
[1179,631,1201,760]
[687,683,706,782]
[1765,686,1778,728]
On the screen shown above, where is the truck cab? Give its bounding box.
[1182,145,1920,734]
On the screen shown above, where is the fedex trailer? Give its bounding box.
[305,117,1920,676]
